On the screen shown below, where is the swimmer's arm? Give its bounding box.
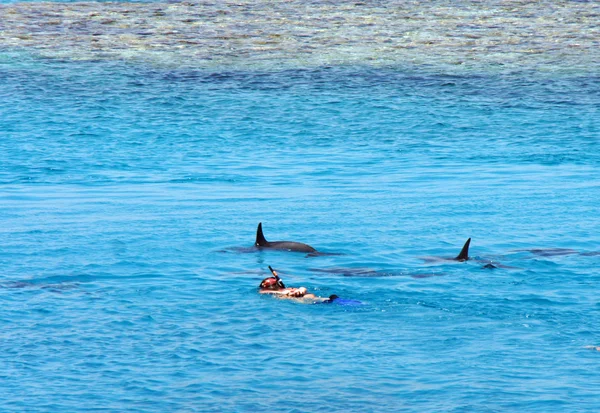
[276,288,316,299]
[261,288,325,302]
[285,287,307,297]
[259,288,305,298]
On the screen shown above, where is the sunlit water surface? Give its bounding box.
[1,1,600,412]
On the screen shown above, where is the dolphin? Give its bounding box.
[310,267,446,278]
[511,248,600,258]
[421,239,521,269]
[421,238,471,263]
[527,248,578,257]
[478,258,522,269]
[255,222,317,253]
[581,251,600,257]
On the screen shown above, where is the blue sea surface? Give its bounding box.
[1,43,600,412]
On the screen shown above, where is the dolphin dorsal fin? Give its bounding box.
[455,238,471,261]
[255,222,268,246]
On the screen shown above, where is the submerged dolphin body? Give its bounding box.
[255,222,317,253]
[310,267,446,278]
[527,248,578,257]
[422,239,521,269]
[421,238,471,263]
[513,248,600,258]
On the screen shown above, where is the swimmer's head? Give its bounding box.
[259,276,286,290]
[260,265,286,290]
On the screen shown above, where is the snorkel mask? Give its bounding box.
[259,266,286,290]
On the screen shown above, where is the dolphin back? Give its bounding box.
[254,222,317,252]
[266,241,316,253]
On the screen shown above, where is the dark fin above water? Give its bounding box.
[455,238,471,261]
[255,222,268,247]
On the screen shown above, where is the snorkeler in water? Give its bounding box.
[259,266,326,302]
[259,266,361,306]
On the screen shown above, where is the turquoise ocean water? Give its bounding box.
[1,1,600,412]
